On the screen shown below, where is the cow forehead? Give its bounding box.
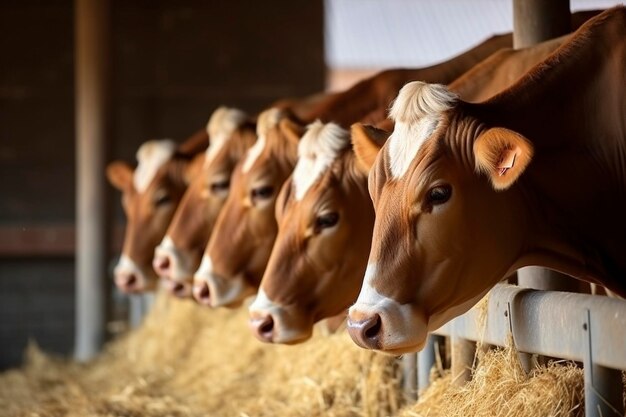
[133,139,177,193]
[242,107,283,173]
[293,121,349,201]
[205,107,247,165]
[386,82,457,179]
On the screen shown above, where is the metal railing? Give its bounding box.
[405,284,626,417]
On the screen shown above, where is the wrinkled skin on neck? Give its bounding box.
[249,152,373,343]
[195,124,298,308]
[155,125,257,297]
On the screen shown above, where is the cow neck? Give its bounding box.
[470,9,626,294]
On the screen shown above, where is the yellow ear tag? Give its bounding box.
[497,149,517,176]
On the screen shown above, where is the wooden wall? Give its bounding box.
[0,0,324,369]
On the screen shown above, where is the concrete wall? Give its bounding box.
[0,0,324,369]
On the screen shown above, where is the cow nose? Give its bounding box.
[347,313,382,349]
[116,272,138,293]
[249,314,275,343]
[167,281,187,298]
[153,254,171,277]
[192,281,212,306]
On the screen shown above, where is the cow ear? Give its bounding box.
[350,123,389,173]
[106,161,134,190]
[473,127,533,190]
[279,118,305,146]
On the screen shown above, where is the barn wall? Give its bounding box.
[0,0,324,369]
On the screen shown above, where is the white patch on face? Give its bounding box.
[349,263,428,352]
[133,139,177,192]
[114,254,153,290]
[249,288,311,343]
[205,107,247,165]
[387,82,458,179]
[193,254,255,307]
[292,121,349,201]
[242,108,283,173]
[154,235,196,283]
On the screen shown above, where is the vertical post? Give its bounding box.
[417,335,445,393]
[75,0,110,361]
[451,337,475,386]
[401,353,418,401]
[513,0,582,295]
[513,0,571,49]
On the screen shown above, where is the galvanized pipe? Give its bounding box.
[75,0,110,361]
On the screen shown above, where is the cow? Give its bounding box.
[346,7,626,354]
[106,128,208,293]
[247,34,572,344]
[190,34,522,308]
[152,107,257,298]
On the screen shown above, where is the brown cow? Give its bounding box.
[247,35,570,344]
[153,107,257,298]
[347,8,626,354]
[107,133,207,293]
[191,34,518,308]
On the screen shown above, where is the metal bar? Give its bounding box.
[583,309,625,417]
[450,337,475,386]
[402,353,418,401]
[75,0,110,361]
[417,335,436,392]
[513,0,571,49]
[432,285,626,371]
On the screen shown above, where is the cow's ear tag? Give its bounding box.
[474,127,533,190]
[497,149,517,176]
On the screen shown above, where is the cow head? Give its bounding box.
[347,81,533,354]
[193,108,304,308]
[107,140,199,294]
[153,108,257,298]
[248,122,389,344]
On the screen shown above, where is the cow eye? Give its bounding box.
[154,193,172,206]
[251,185,275,200]
[314,212,339,233]
[210,180,230,193]
[426,185,452,206]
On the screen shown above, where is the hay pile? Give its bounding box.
[0,292,401,417]
[398,345,586,417]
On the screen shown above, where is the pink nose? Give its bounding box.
[249,314,275,343]
[166,280,188,298]
[115,272,139,293]
[153,255,171,277]
[192,281,212,306]
[347,313,382,350]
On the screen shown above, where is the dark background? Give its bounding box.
[0,0,324,369]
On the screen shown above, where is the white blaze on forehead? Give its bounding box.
[292,121,350,201]
[133,139,177,192]
[242,107,283,173]
[387,82,458,179]
[205,106,247,164]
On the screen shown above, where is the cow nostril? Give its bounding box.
[154,256,171,274]
[259,316,274,336]
[363,314,382,340]
[126,274,137,287]
[172,282,185,295]
[193,281,211,306]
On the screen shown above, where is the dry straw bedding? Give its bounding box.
[0,291,613,417]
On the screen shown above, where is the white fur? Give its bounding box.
[193,254,254,307]
[292,121,350,201]
[154,235,196,282]
[113,254,153,288]
[249,288,311,343]
[387,82,458,179]
[349,263,428,352]
[205,107,247,164]
[133,139,177,192]
[242,108,283,173]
